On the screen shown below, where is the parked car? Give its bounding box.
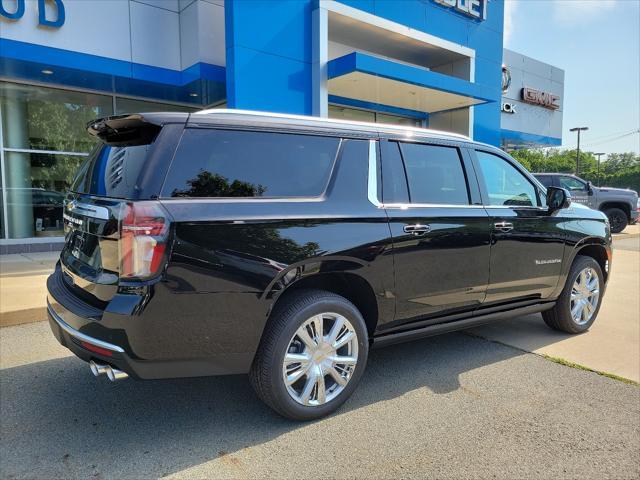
[47,111,612,420]
[0,187,65,232]
[534,173,638,233]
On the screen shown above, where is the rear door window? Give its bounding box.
[162,129,340,198]
[398,143,469,205]
[535,175,553,187]
[380,141,409,204]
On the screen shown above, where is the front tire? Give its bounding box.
[543,256,604,334]
[604,207,628,233]
[250,289,369,421]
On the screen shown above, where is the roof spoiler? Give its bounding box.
[86,113,187,147]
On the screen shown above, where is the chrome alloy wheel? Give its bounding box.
[282,313,359,406]
[570,267,600,325]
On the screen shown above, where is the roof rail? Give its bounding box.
[193,108,471,140]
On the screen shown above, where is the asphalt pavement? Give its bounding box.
[1,322,639,479]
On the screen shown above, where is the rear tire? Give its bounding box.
[604,207,628,233]
[250,289,369,421]
[543,255,604,334]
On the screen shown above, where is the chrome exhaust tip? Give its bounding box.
[106,367,129,382]
[89,360,109,377]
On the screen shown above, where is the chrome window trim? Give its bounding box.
[383,203,485,209]
[483,205,548,211]
[4,147,89,157]
[159,197,326,204]
[47,299,125,353]
[367,140,383,207]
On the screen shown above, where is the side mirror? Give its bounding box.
[547,187,571,212]
[586,181,594,195]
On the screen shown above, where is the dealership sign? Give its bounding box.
[501,102,517,114]
[433,0,487,21]
[0,0,65,28]
[521,87,560,110]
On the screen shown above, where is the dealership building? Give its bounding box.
[0,0,563,251]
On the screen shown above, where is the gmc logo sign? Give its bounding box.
[521,87,560,110]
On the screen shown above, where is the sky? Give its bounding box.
[503,0,640,155]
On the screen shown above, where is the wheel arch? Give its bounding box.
[264,268,380,339]
[599,201,631,220]
[573,240,611,283]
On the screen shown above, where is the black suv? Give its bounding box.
[47,111,612,420]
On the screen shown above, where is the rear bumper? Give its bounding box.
[47,297,253,379]
[47,298,142,378]
[46,265,255,379]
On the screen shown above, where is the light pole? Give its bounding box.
[594,152,606,186]
[570,127,589,175]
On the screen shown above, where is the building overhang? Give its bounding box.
[0,38,225,105]
[327,52,495,114]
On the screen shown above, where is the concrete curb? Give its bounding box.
[613,233,640,240]
[0,308,47,328]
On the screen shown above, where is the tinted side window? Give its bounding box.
[399,143,469,205]
[71,143,153,198]
[380,141,409,204]
[475,151,538,207]
[535,175,553,187]
[162,129,340,198]
[558,176,587,191]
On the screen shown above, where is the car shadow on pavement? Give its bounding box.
[0,331,521,479]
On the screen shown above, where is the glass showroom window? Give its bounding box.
[0,83,200,239]
[328,105,421,127]
[0,82,112,239]
[115,97,199,115]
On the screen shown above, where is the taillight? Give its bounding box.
[120,201,170,279]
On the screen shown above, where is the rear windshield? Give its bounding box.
[161,129,340,198]
[70,143,152,198]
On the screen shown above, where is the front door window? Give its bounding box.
[475,151,539,207]
[558,176,587,192]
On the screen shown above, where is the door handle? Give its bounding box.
[403,224,430,236]
[494,221,514,233]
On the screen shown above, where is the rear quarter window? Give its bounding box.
[71,143,153,198]
[162,129,340,198]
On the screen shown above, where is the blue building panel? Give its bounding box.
[226,0,313,64]
[225,0,314,114]
[226,45,312,114]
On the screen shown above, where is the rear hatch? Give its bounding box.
[59,114,184,307]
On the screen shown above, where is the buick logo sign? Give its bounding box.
[501,102,517,114]
[501,65,511,93]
